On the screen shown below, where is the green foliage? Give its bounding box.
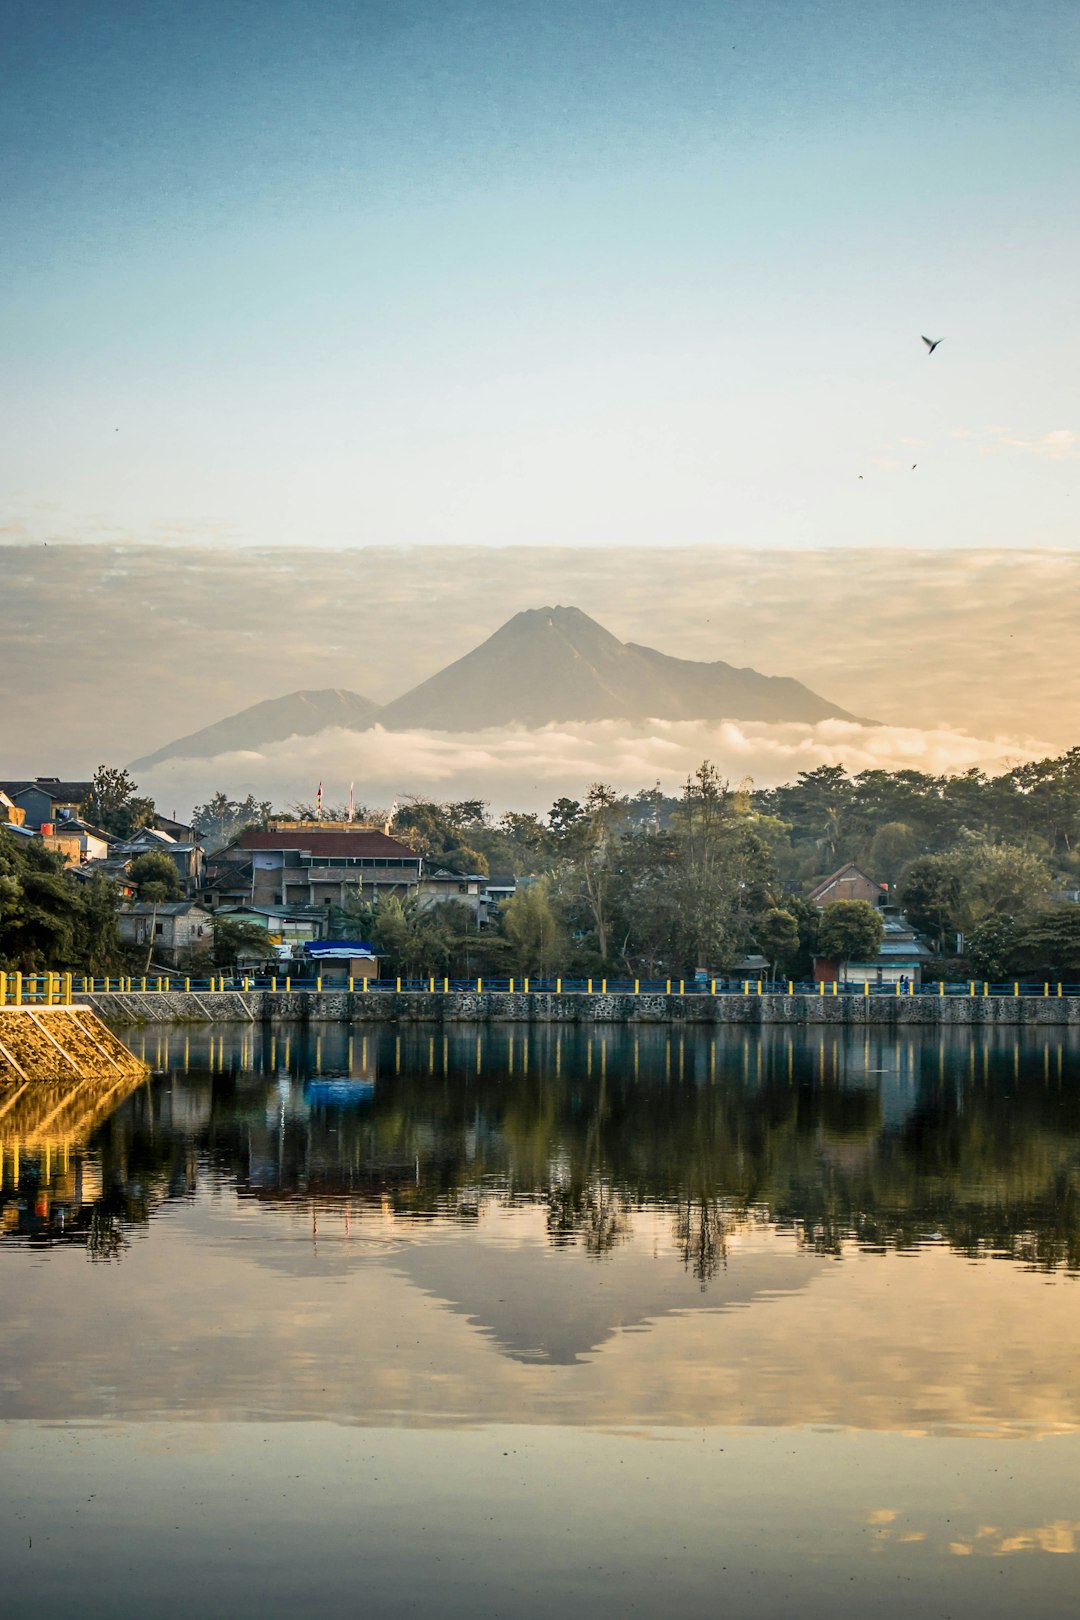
[0,831,121,971]
[390,800,490,875]
[127,850,183,902]
[501,878,563,974]
[816,900,885,969]
[756,908,800,977]
[966,916,1022,982]
[213,918,270,968]
[83,765,156,838]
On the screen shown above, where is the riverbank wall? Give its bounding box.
[72,988,1080,1028]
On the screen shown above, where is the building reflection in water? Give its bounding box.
[3,1022,1078,1279]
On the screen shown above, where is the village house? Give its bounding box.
[807,862,889,908]
[117,900,213,966]
[40,818,114,866]
[416,869,491,925]
[115,824,204,889]
[0,778,94,831]
[813,916,934,988]
[202,823,422,913]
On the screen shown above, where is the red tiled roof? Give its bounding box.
[234,828,419,860]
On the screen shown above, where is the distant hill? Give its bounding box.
[378,606,864,729]
[131,608,865,766]
[129,689,380,770]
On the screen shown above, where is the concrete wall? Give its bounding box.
[73,988,1080,1029]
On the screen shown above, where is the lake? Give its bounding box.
[2,1022,1080,1618]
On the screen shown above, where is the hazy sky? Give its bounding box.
[2,0,1078,552]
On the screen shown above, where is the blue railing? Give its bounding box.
[3,972,1079,1003]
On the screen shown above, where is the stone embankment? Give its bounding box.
[72,988,1080,1028]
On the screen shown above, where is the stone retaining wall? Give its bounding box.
[73,989,1080,1028]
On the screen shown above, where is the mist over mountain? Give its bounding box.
[130,606,863,768]
[131,689,380,771]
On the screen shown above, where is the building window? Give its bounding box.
[155,922,164,936]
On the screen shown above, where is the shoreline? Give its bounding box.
[70,988,1080,1028]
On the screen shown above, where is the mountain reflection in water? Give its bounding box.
[2,1022,1080,1437]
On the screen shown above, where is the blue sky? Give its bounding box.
[2,0,1078,549]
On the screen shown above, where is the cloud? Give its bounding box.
[136,715,1058,816]
[985,428,1079,460]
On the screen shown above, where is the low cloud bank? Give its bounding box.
[139,717,1058,819]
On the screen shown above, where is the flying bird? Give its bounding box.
[922,335,943,354]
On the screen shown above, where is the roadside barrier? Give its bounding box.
[1,972,1077,1003]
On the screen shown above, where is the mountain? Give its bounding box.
[129,689,380,770]
[378,605,865,729]
[131,608,865,765]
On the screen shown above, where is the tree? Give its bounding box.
[756,908,800,981]
[192,792,274,849]
[501,879,564,975]
[0,832,122,972]
[213,918,270,968]
[128,851,183,902]
[966,916,1022,981]
[816,900,884,980]
[83,766,156,838]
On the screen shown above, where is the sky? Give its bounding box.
[2,0,1079,552]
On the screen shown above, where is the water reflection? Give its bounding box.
[5,1023,1078,1273]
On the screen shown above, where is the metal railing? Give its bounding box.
[2,972,1079,1004]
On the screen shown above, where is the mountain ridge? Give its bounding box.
[131,606,866,768]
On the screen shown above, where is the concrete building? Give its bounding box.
[417,869,490,924]
[205,824,422,913]
[117,901,213,966]
[814,917,933,987]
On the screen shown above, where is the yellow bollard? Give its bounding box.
[587,978,592,994]
[349,977,355,992]
[141,976,147,992]
[429,976,434,993]
[819,981,825,996]
[864,981,869,996]
[186,977,191,992]
[509,977,515,993]
[833,981,838,996]
[0,972,5,1007]
[443,977,449,993]
[602,978,607,993]
[895,980,900,996]
[14,971,22,1006]
[285,976,291,992]
[317,976,323,992]
[1058,983,1063,997]
[1013,982,1019,997]
[396,977,401,992]
[970,981,975,996]
[45,974,54,1007]
[983,983,988,997]
[756,980,762,995]
[939,980,944,996]
[64,972,73,1003]
[666,979,671,993]
[711,978,716,994]
[363,975,369,992]
[788,980,794,995]
[679,979,684,994]
[635,979,640,994]
[477,978,482,993]
[1044,983,1049,997]
[524,977,529,993]
[908,979,914,996]
[743,980,749,996]
[556,978,562,994]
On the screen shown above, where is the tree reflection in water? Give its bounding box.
[3,1023,1080,1276]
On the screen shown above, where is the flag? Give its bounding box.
[316,781,323,818]
[348,782,355,823]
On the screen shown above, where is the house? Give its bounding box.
[114,825,204,889]
[207,823,423,913]
[813,916,933,987]
[417,869,490,924]
[0,791,26,826]
[807,862,889,908]
[40,818,114,866]
[213,902,326,948]
[0,778,94,831]
[117,901,213,966]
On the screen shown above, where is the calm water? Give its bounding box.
[3,1022,1080,1618]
